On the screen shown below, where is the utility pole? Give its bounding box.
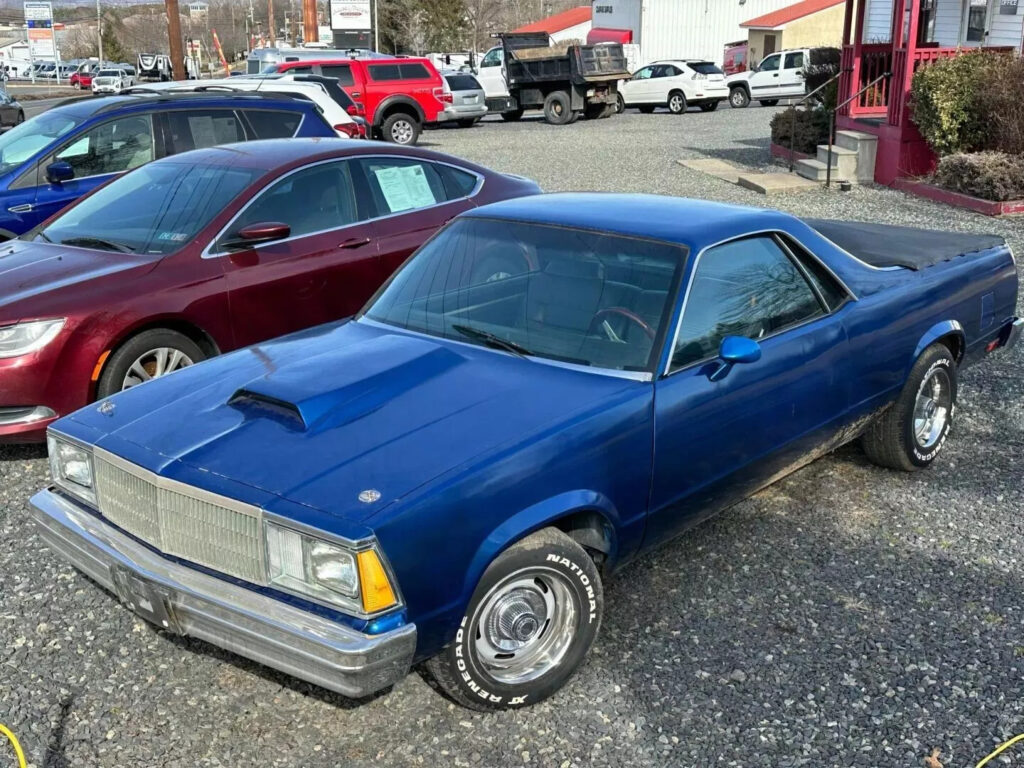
[166,0,186,79]
[301,0,316,44]
[96,0,103,62]
[268,0,275,46]
[373,0,378,52]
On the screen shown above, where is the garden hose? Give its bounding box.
[0,723,25,768]
[976,732,1024,768]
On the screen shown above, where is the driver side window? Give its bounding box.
[671,235,824,370]
[50,115,155,179]
[480,48,502,67]
[758,54,781,72]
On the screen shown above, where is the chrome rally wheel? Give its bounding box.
[912,367,952,450]
[426,528,603,710]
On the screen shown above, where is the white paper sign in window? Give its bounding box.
[374,164,438,213]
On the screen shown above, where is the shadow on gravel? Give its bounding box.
[43,693,76,768]
[0,443,47,462]
[693,145,771,168]
[589,453,1024,766]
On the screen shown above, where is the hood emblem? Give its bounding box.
[98,401,116,416]
[358,489,381,504]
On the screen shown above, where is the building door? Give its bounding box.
[763,34,778,56]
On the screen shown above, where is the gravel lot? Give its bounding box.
[3,105,1023,768]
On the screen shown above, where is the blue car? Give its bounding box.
[0,92,337,239]
[31,195,1021,709]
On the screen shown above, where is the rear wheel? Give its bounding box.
[729,87,750,108]
[427,528,603,711]
[97,329,207,398]
[667,91,687,114]
[501,109,524,122]
[381,112,421,145]
[543,90,573,125]
[615,93,625,113]
[457,118,478,128]
[759,99,780,107]
[861,343,958,471]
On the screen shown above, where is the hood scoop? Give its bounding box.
[227,333,463,433]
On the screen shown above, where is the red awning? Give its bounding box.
[587,27,633,44]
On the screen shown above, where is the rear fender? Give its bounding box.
[913,320,965,367]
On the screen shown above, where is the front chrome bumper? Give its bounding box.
[30,489,417,698]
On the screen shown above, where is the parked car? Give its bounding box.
[0,91,337,240]
[69,70,93,89]
[617,59,728,114]
[141,74,365,138]
[91,68,136,94]
[439,71,488,127]
[727,47,810,108]
[29,194,1021,708]
[0,91,24,127]
[269,55,449,145]
[0,138,539,442]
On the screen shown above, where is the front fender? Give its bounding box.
[913,320,964,367]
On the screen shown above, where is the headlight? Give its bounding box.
[265,521,397,615]
[47,433,96,506]
[0,319,64,358]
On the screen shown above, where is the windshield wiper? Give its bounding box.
[60,236,135,254]
[451,324,535,359]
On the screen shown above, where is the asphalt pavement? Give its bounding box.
[1,104,1023,768]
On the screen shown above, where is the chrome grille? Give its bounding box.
[93,449,265,583]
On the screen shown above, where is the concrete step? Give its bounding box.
[816,144,859,180]
[834,130,878,182]
[795,158,832,182]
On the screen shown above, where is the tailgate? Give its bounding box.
[575,44,631,81]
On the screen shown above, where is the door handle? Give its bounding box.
[7,203,32,213]
[339,236,371,249]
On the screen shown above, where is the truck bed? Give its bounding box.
[804,219,1005,270]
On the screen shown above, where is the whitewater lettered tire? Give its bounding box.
[861,343,958,471]
[427,528,603,711]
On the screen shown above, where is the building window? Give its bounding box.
[965,0,988,42]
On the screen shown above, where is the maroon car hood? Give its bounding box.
[0,240,155,319]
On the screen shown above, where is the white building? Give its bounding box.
[587,0,827,65]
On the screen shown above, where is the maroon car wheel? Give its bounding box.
[97,329,206,398]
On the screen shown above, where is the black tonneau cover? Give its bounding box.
[804,218,1005,271]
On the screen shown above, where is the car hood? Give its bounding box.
[0,240,156,320]
[71,319,640,524]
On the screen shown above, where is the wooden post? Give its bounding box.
[302,0,317,44]
[166,0,186,81]
[842,0,854,46]
[891,0,908,49]
[268,0,276,46]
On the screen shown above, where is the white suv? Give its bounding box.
[92,68,135,94]
[726,48,808,108]
[618,60,729,114]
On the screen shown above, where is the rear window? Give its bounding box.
[241,109,302,138]
[689,62,723,75]
[320,64,354,86]
[444,74,481,91]
[164,109,246,153]
[399,63,432,80]
[368,64,401,81]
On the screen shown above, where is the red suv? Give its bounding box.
[272,57,450,146]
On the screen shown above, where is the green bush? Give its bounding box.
[770,107,829,155]
[933,152,1024,201]
[911,51,1024,156]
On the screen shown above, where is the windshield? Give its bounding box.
[364,218,684,373]
[0,111,84,174]
[37,161,261,255]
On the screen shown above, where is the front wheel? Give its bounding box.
[861,343,958,471]
[427,528,603,711]
[615,93,625,113]
[97,329,207,398]
[729,87,750,108]
[381,113,421,145]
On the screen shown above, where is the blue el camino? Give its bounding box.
[31,194,1021,710]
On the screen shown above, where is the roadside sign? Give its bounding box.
[24,1,56,59]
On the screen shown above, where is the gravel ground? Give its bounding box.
[2,105,1024,768]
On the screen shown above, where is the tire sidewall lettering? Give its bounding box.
[909,356,954,464]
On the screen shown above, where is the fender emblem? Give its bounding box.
[98,401,115,416]
[358,489,381,504]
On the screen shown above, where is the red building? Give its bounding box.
[838,0,1023,184]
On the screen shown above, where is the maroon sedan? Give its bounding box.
[0,138,539,442]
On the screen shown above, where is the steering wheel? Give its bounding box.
[590,307,655,341]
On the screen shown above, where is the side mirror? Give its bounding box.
[222,221,291,251]
[709,336,761,381]
[46,161,74,185]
